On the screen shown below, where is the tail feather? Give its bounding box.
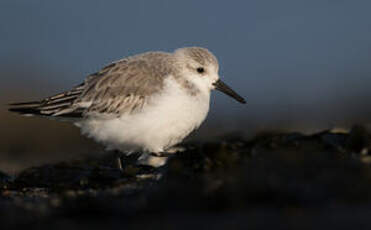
[8,106,43,115]
[8,101,41,106]
[8,84,85,118]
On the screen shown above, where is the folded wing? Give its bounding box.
[8,52,171,118]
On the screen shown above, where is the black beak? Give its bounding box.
[213,79,246,104]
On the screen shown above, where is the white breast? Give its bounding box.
[76,77,210,154]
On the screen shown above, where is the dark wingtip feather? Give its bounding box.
[8,84,85,118]
[8,107,40,115]
[8,102,84,118]
[8,101,40,106]
[8,100,42,116]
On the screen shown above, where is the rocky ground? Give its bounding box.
[1,126,371,230]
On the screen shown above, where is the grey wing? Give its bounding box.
[9,53,171,118]
[78,54,169,116]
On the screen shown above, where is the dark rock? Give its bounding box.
[346,125,371,153]
[2,129,371,229]
[0,171,11,189]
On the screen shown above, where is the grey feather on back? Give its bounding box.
[8,47,218,118]
[76,52,176,116]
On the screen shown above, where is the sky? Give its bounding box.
[1,0,371,133]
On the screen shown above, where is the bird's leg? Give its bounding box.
[166,146,186,154]
[150,146,185,158]
[114,151,124,171]
[150,152,173,158]
[139,147,186,167]
[138,152,169,168]
[117,156,124,171]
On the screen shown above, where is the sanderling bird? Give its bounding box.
[9,47,246,168]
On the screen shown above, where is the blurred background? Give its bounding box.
[1,0,371,173]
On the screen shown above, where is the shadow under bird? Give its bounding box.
[9,47,246,168]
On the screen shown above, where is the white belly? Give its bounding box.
[76,78,210,154]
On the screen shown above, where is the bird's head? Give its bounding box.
[174,47,246,104]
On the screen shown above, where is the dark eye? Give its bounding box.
[197,67,205,74]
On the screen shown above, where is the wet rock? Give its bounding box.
[1,129,371,229]
[0,171,11,189]
[346,125,371,153]
[13,162,130,191]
